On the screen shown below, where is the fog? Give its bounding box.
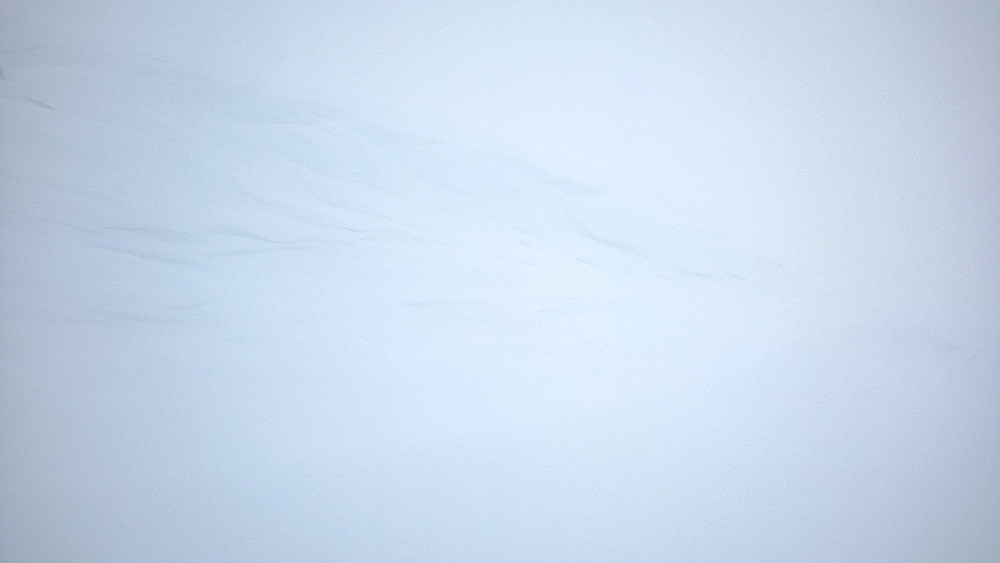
[2,1,998,561]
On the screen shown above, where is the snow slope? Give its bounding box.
[2,47,998,561]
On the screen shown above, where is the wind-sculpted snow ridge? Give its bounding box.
[0,45,779,337]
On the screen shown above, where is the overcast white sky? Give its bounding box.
[3,0,997,323]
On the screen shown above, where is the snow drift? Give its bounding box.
[2,46,997,561]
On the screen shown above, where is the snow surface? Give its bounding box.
[2,46,999,561]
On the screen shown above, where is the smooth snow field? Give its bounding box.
[2,46,998,561]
